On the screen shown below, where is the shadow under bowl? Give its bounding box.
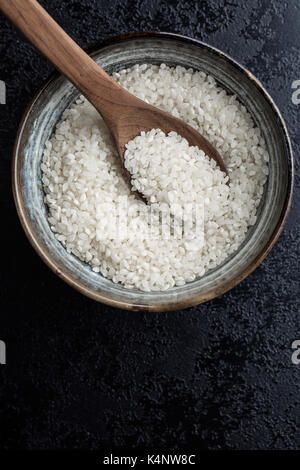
[12,32,294,311]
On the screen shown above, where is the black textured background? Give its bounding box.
[0,0,299,451]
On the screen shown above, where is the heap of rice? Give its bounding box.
[41,64,269,291]
[125,128,229,209]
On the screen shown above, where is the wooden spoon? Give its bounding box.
[0,0,228,180]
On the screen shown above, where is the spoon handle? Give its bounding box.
[0,0,124,121]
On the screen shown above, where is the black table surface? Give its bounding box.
[0,0,299,451]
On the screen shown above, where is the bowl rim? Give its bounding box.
[12,31,294,312]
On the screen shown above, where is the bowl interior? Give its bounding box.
[14,34,292,310]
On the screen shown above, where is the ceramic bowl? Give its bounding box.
[12,32,293,311]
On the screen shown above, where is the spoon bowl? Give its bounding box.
[109,92,228,177]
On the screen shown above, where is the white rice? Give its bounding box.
[125,128,229,210]
[41,64,269,292]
